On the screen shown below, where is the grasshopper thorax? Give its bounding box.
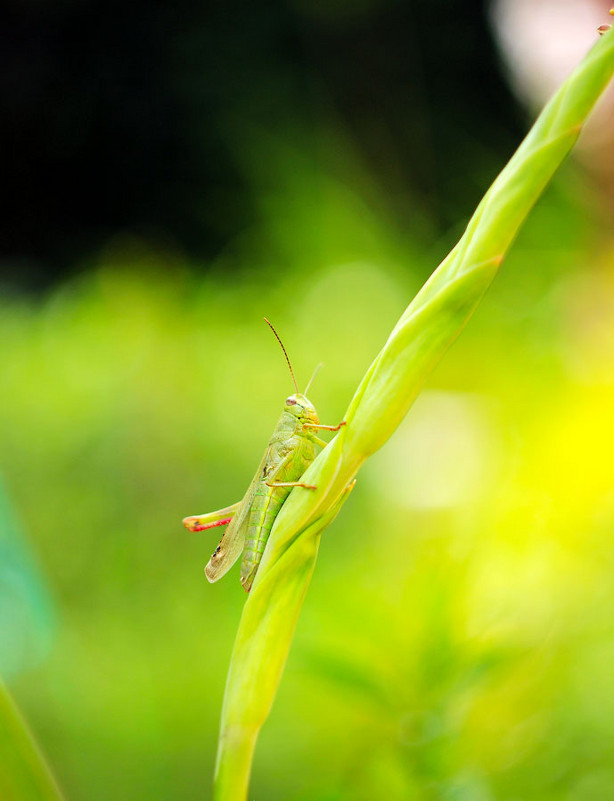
[285,392,319,425]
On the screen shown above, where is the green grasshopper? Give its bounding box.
[183,319,345,592]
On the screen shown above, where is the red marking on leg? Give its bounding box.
[191,517,232,532]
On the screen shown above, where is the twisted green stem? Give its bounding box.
[213,26,614,801]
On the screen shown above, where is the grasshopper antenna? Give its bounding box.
[304,362,323,396]
[264,317,299,394]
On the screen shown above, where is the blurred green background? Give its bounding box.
[3,1,614,799]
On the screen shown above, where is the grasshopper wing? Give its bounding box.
[204,449,269,583]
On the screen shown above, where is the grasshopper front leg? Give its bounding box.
[263,450,318,491]
[303,421,346,432]
[183,502,241,532]
[303,420,346,449]
[265,480,318,490]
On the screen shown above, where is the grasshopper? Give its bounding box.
[183,319,346,592]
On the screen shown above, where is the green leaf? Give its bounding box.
[0,680,65,801]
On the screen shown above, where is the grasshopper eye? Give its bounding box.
[286,397,297,406]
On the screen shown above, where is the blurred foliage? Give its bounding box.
[3,1,614,798]
[0,477,55,678]
[2,135,614,798]
[2,0,519,288]
[0,680,64,801]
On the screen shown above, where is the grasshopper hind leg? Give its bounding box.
[184,515,233,532]
[182,501,240,532]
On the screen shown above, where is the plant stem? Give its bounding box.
[213,724,258,801]
[211,25,614,801]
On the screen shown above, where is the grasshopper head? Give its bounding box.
[285,393,319,424]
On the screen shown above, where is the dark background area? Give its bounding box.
[2,0,521,291]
